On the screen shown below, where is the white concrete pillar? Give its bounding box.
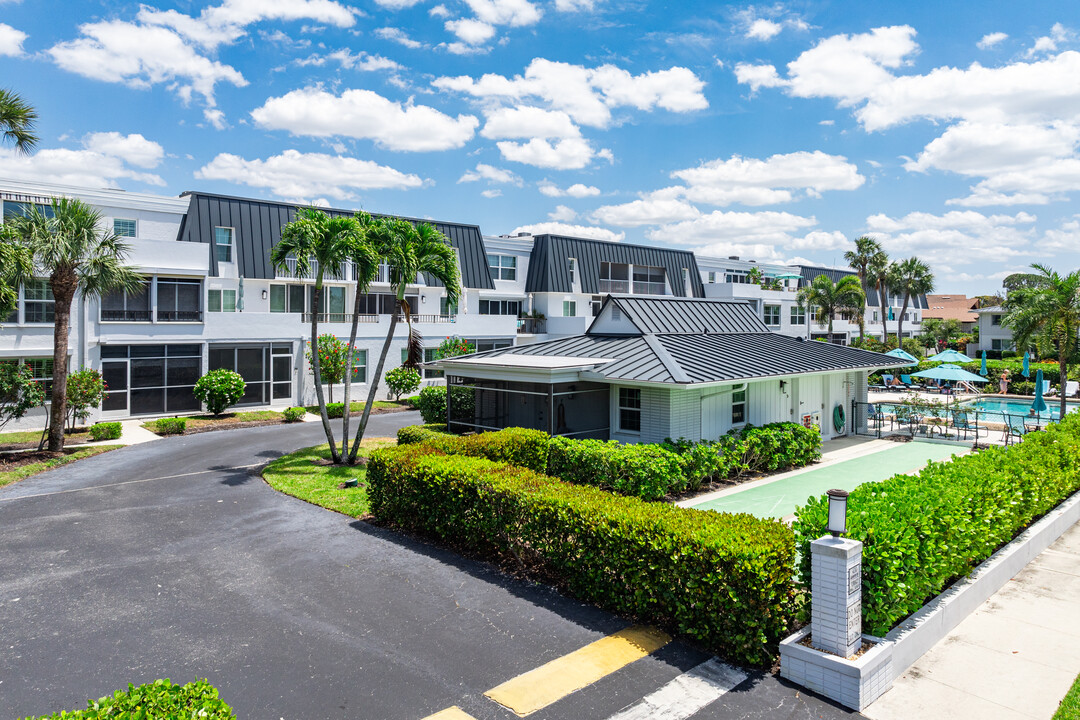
[810,536,862,658]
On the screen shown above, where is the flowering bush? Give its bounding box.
[66,368,105,430]
[305,334,356,403]
[0,361,45,432]
[434,336,474,360]
[385,366,421,400]
[193,369,246,415]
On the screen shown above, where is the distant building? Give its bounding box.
[924,294,979,333]
[974,306,1015,354]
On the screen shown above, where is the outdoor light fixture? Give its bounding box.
[780,380,787,392]
[261,289,267,300]
[826,489,849,537]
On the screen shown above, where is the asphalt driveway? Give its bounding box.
[0,412,857,720]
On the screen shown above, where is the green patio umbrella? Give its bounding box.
[884,348,919,365]
[980,350,988,376]
[911,363,989,384]
[1022,351,1031,378]
[1032,368,1048,414]
[927,348,973,363]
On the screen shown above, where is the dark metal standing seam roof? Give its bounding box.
[798,264,928,310]
[443,330,907,385]
[604,295,769,335]
[524,234,705,297]
[176,192,495,289]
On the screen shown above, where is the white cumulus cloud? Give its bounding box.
[978,32,1008,49]
[0,133,167,188]
[511,221,623,242]
[458,163,522,185]
[0,22,27,56]
[538,182,601,197]
[82,132,165,168]
[251,87,479,152]
[195,149,423,201]
[496,137,601,169]
[480,106,581,139]
[590,196,700,227]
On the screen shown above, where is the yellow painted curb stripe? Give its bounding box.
[484,625,671,716]
[421,707,477,720]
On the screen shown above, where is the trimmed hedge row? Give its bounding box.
[794,411,1080,636]
[395,421,822,501]
[89,421,121,441]
[25,678,234,719]
[368,444,797,667]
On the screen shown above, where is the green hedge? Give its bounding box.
[283,406,306,423]
[794,412,1080,636]
[548,437,685,500]
[368,445,797,667]
[397,423,450,445]
[24,678,234,719]
[88,421,121,441]
[325,402,345,419]
[663,423,822,490]
[151,417,186,435]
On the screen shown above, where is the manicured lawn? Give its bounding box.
[0,429,91,450]
[0,445,122,488]
[304,400,414,414]
[1055,672,1080,720]
[261,438,396,517]
[142,410,283,434]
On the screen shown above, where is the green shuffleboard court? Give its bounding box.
[690,441,964,520]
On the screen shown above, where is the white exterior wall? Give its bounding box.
[975,310,1014,353]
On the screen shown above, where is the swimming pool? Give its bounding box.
[960,397,1080,421]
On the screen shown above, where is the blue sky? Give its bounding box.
[1,0,1079,295]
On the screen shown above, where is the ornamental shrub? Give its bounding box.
[416,386,447,424]
[283,406,306,423]
[27,678,235,719]
[152,417,186,435]
[794,411,1080,636]
[367,444,797,667]
[0,360,45,433]
[66,368,105,430]
[193,369,246,415]
[548,437,685,500]
[89,421,122,441]
[416,427,551,473]
[662,422,821,489]
[325,402,345,419]
[385,366,421,401]
[397,423,450,445]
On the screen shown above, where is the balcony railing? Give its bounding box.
[407,314,456,324]
[632,281,667,296]
[302,313,379,324]
[517,317,546,334]
[101,309,151,322]
[158,310,203,322]
[599,279,630,293]
[276,257,349,280]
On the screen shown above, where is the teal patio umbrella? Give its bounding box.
[1022,351,1031,378]
[884,348,919,365]
[980,350,988,376]
[1032,368,1048,414]
[927,348,973,363]
[911,363,989,385]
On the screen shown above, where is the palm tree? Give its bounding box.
[866,253,894,343]
[272,208,359,463]
[891,257,935,346]
[0,89,38,154]
[9,198,141,451]
[348,219,459,464]
[844,236,885,343]
[1003,264,1080,419]
[797,274,865,342]
[339,212,380,464]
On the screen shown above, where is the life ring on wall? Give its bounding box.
[833,404,846,433]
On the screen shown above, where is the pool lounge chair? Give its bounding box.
[1066,381,1079,398]
[1043,380,1057,396]
[900,374,917,389]
[882,374,904,392]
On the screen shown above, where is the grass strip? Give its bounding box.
[0,445,122,488]
[261,438,395,517]
[1055,672,1080,720]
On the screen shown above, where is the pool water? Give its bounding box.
[961,397,1079,420]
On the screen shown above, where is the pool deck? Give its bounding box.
[680,436,968,521]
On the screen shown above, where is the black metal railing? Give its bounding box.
[101,309,151,321]
[854,398,1059,446]
[517,317,546,334]
[157,310,203,322]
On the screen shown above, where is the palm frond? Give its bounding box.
[0,89,39,155]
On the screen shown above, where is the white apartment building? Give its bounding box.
[973,306,1015,354]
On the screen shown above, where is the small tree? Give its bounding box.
[66,368,104,430]
[0,361,45,432]
[194,369,246,415]
[384,366,421,401]
[305,333,350,403]
[435,336,474,360]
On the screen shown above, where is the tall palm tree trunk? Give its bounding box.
[349,301,400,464]
[47,272,77,452]
[340,289,365,464]
[877,282,889,342]
[309,281,339,463]
[897,295,910,347]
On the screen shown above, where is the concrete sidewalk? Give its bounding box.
[864,520,1080,720]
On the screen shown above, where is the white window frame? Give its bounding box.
[731,383,747,426]
[617,387,642,434]
[214,226,234,263]
[113,218,137,238]
[23,279,55,324]
[563,299,576,317]
[208,288,237,313]
[487,253,517,281]
[568,258,578,287]
[763,304,781,327]
[790,306,807,326]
